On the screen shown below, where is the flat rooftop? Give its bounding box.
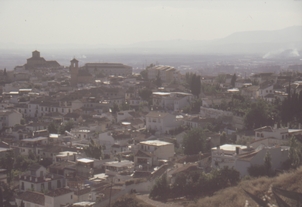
[104,160,134,168]
[140,140,171,146]
[212,144,247,152]
[22,137,48,142]
[77,158,94,163]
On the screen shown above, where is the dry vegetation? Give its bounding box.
[185,167,302,207]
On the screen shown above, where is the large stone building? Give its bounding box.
[147,65,177,83]
[24,50,60,70]
[84,62,132,77]
[69,58,93,86]
[69,59,132,85]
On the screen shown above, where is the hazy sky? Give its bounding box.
[0,0,301,45]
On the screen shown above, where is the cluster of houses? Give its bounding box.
[0,51,302,206]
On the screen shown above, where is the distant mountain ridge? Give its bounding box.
[216,26,302,44]
[0,26,301,55]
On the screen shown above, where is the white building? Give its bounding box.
[84,62,132,77]
[117,110,135,123]
[0,109,22,130]
[104,160,134,183]
[27,101,72,118]
[45,188,74,207]
[147,65,177,83]
[152,92,193,111]
[19,164,65,192]
[97,132,115,156]
[234,146,289,177]
[211,144,248,169]
[19,137,48,156]
[257,81,274,99]
[134,140,174,167]
[146,111,182,134]
[16,188,74,207]
[200,106,233,119]
[254,126,289,140]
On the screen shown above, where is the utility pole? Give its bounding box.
[108,178,113,207]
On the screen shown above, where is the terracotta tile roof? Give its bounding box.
[46,187,73,197]
[28,163,43,172]
[20,174,63,183]
[17,191,45,205]
[254,126,273,132]
[134,150,152,158]
[260,80,274,90]
[85,63,131,69]
[74,187,91,196]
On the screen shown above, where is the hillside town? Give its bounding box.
[0,50,302,207]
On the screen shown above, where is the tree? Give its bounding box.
[1,182,14,206]
[182,98,202,114]
[58,121,74,134]
[230,73,237,88]
[220,132,227,145]
[183,128,208,155]
[119,102,130,111]
[48,122,58,133]
[0,186,3,207]
[112,194,152,207]
[171,172,187,196]
[138,88,152,102]
[149,173,169,200]
[244,100,271,130]
[111,103,120,114]
[288,136,302,168]
[248,165,267,177]
[140,69,148,80]
[190,74,201,97]
[83,139,103,160]
[264,151,272,175]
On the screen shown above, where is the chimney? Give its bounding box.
[30,176,32,181]
[35,177,38,182]
[235,147,240,155]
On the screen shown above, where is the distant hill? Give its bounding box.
[189,167,302,207]
[0,26,301,55]
[216,26,302,44]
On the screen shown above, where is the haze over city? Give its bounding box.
[1,1,302,207]
[0,0,301,45]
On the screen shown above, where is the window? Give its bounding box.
[21,182,24,190]
[57,180,61,188]
[71,195,73,200]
